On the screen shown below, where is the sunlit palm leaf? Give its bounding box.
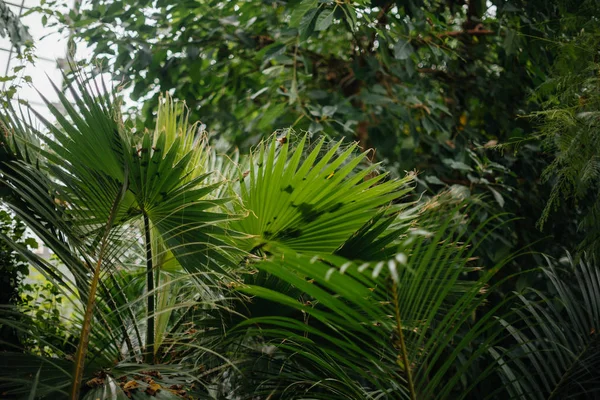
[230,134,413,254]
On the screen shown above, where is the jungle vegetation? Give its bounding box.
[0,0,599,399]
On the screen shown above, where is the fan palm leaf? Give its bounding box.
[229,133,414,254]
[0,76,237,396]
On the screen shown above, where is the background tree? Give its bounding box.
[531,0,600,259]
[3,0,600,398]
[38,0,592,284]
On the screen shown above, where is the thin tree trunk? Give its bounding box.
[143,213,155,364]
[70,187,126,400]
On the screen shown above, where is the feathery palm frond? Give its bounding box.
[494,254,600,400]
[223,204,515,399]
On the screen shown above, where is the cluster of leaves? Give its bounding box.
[18,280,74,357]
[34,0,596,291]
[0,209,34,352]
[0,0,31,49]
[531,1,600,258]
[496,254,600,399]
[39,0,541,151]
[0,78,599,399]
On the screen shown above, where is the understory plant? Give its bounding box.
[0,77,598,399]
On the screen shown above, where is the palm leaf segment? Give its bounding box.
[6,77,234,275]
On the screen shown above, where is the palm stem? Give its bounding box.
[143,213,155,363]
[70,187,126,400]
[69,260,102,400]
[393,282,417,400]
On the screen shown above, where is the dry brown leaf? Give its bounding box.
[145,381,162,396]
[123,380,139,390]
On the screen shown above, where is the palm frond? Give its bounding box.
[0,75,239,396]
[230,133,414,254]
[494,254,600,399]
[224,205,513,399]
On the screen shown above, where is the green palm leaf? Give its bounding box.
[494,254,600,399]
[0,76,237,396]
[230,133,414,254]
[226,204,514,399]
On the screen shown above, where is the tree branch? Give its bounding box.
[436,24,495,38]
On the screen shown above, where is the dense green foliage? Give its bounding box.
[0,76,598,399]
[1,0,600,398]
[39,0,597,276]
[0,210,31,352]
[531,2,600,257]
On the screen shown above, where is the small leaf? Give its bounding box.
[322,105,337,117]
[388,260,398,283]
[442,159,473,171]
[299,8,319,40]
[263,44,286,61]
[372,261,384,278]
[251,87,268,100]
[362,93,393,105]
[449,184,470,200]
[290,0,318,27]
[394,38,414,60]
[422,117,435,134]
[315,8,334,31]
[24,238,38,249]
[340,4,357,31]
[262,65,284,75]
[424,175,445,185]
[488,187,505,208]
[289,78,298,104]
[395,253,407,265]
[309,121,323,133]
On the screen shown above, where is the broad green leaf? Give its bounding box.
[299,8,320,40]
[443,159,473,171]
[289,0,318,27]
[315,8,334,31]
[488,186,505,208]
